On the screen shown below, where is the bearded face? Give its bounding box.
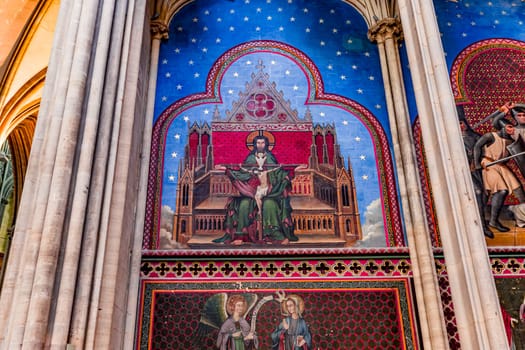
[256,138,266,153]
[516,112,525,125]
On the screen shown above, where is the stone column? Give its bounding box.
[66,0,129,344]
[0,0,74,344]
[84,0,149,348]
[123,11,168,350]
[0,0,151,348]
[398,0,508,349]
[368,18,449,349]
[2,0,94,347]
[48,0,123,347]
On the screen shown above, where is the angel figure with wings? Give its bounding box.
[193,292,274,350]
[217,294,256,350]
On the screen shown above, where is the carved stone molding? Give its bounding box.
[150,0,170,40]
[367,18,403,44]
[151,20,169,40]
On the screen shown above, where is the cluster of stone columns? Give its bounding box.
[360,0,509,348]
[396,0,509,349]
[0,0,150,348]
[368,16,449,350]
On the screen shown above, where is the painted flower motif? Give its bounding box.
[245,93,276,119]
[278,113,287,121]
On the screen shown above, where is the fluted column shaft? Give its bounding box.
[398,0,508,349]
[0,0,74,343]
[123,14,166,348]
[369,18,449,349]
[48,0,121,347]
[88,1,149,348]
[0,0,151,348]
[1,0,87,347]
[66,0,129,346]
[21,0,103,345]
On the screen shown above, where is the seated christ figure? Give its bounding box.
[213,133,299,245]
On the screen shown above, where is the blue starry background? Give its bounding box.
[403,0,525,120]
[152,0,525,245]
[154,0,392,242]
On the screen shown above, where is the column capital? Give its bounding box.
[151,20,169,40]
[150,0,170,40]
[367,18,403,44]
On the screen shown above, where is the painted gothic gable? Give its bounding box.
[173,61,362,247]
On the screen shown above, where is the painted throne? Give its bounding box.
[173,62,362,247]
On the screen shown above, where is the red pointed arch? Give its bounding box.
[144,40,403,249]
[451,38,525,133]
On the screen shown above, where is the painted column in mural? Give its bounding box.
[368,16,449,350]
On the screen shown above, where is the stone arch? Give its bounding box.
[0,69,43,224]
[163,0,376,30]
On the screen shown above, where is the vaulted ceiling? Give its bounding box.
[0,0,40,68]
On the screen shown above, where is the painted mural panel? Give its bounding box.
[145,1,403,251]
[137,279,418,350]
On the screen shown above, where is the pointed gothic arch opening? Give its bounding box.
[0,88,39,285]
[0,102,39,283]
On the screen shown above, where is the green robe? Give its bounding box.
[214,151,298,243]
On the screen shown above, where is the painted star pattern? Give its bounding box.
[154,0,524,221]
[435,0,524,62]
[156,0,386,211]
[401,0,525,118]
